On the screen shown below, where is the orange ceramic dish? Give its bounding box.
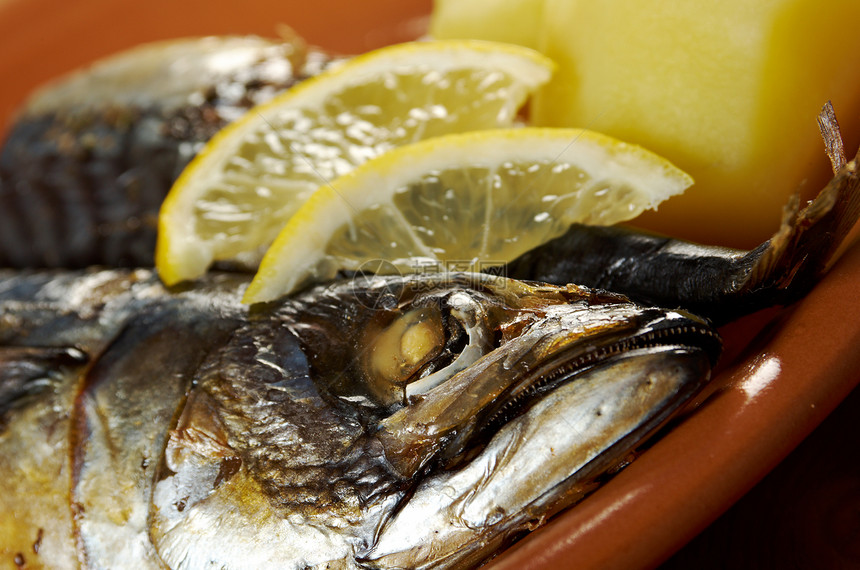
[0,1,858,568]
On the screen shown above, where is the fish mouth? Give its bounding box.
[376,295,722,479]
[482,310,721,436]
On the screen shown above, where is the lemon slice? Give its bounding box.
[156,40,554,285]
[244,128,694,303]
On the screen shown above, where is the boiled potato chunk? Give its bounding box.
[431,0,860,247]
[430,0,545,51]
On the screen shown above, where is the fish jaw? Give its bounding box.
[363,345,713,569]
[374,294,720,480]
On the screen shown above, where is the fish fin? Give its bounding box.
[817,100,847,173]
[743,104,860,299]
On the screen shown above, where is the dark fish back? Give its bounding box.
[0,36,335,269]
[0,107,205,267]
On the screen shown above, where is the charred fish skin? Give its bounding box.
[148,300,408,569]
[0,343,86,570]
[0,270,719,569]
[70,296,247,567]
[0,35,334,269]
[506,222,751,320]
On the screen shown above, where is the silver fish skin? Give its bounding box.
[0,270,719,569]
[0,269,249,569]
[364,347,708,569]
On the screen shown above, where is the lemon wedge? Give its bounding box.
[244,128,693,303]
[156,40,554,285]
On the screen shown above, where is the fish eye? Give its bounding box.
[364,306,446,392]
[360,292,492,407]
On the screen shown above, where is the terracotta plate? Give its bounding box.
[1,1,858,568]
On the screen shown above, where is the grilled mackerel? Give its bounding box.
[0,271,718,569]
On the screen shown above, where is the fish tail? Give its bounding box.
[742,102,860,301]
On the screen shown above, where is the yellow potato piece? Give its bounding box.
[430,0,546,51]
[431,0,860,248]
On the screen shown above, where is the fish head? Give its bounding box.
[282,272,721,479]
[287,271,722,569]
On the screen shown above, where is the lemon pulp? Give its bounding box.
[245,128,693,303]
